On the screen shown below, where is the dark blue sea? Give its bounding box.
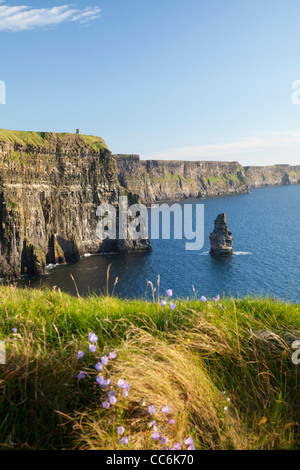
[20,184,300,302]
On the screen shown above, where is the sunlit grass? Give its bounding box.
[0,285,299,449]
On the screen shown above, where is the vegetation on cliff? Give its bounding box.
[0,129,110,153]
[0,286,299,450]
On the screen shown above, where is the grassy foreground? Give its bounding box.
[0,285,299,450]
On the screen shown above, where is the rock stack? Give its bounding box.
[209,213,233,256]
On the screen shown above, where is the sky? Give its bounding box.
[0,0,300,166]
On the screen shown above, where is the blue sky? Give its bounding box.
[1,0,300,165]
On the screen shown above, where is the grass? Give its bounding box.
[0,129,110,153]
[0,285,299,450]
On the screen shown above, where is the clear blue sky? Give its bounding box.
[1,0,300,165]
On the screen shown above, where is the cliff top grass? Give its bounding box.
[0,285,299,450]
[0,129,110,153]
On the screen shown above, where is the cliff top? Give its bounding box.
[0,129,110,153]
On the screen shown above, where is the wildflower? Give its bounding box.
[166,289,173,297]
[170,303,176,311]
[123,382,130,390]
[222,307,226,311]
[148,405,155,415]
[152,432,160,440]
[96,376,104,386]
[122,390,129,398]
[77,372,85,380]
[117,426,125,436]
[168,419,175,425]
[101,356,109,366]
[117,379,125,388]
[104,379,111,387]
[109,396,117,405]
[162,406,171,414]
[213,295,220,303]
[149,420,156,428]
[161,300,167,307]
[160,437,167,444]
[77,350,85,359]
[12,328,17,333]
[89,344,97,353]
[224,406,228,411]
[121,436,129,445]
[88,332,98,343]
[108,390,116,397]
[184,437,194,446]
[188,445,196,450]
[173,442,181,450]
[218,303,222,308]
[200,296,207,303]
[109,351,117,360]
[102,401,110,409]
[95,362,103,372]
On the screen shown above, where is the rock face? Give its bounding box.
[114,155,249,205]
[0,130,151,279]
[244,165,300,188]
[209,213,233,256]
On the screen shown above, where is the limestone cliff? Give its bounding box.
[114,155,248,204]
[244,164,300,188]
[0,130,151,279]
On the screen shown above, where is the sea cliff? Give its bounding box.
[0,130,150,279]
[114,154,248,204]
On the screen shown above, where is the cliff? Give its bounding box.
[244,164,300,188]
[114,155,248,204]
[0,130,151,279]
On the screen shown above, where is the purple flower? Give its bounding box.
[109,351,117,360]
[188,445,196,450]
[117,379,125,388]
[161,300,167,307]
[77,350,85,359]
[184,437,194,446]
[213,295,220,303]
[170,303,176,311]
[222,307,226,311]
[152,432,160,440]
[101,356,109,366]
[12,328,17,333]
[218,303,222,308]
[96,376,105,386]
[104,379,111,387]
[148,405,155,415]
[168,419,175,425]
[88,332,98,343]
[108,390,116,397]
[149,420,156,428]
[109,395,117,405]
[200,296,207,303]
[122,389,129,398]
[95,362,103,372]
[162,406,171,414]
[102,401,110,409]
[89,344,97,353]
[117,426,125,436]
[123,382,130,390]
[173,442,181,450]
[166,289,173,297]
[77,372,85,380]
[121,436,129,445]
[160,437,167,444]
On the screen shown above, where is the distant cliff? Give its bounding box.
[0,130,150,279]
[114,155,248,204]
[244,164,300,188]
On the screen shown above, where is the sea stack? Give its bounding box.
[209,213,233,256]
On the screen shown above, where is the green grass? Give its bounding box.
[0,129,110,153]
[0,286,299,450]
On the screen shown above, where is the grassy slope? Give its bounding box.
[0,286,299,450]
[0,129,110,153]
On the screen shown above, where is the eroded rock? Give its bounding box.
[209,213,233,256]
